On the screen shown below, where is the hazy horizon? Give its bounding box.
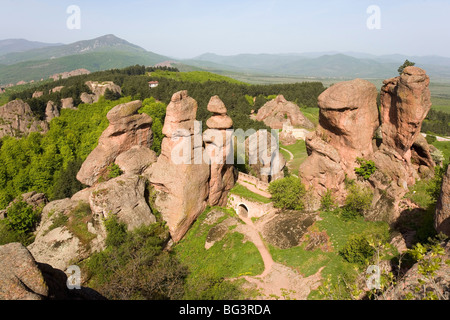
[1,0,450,59]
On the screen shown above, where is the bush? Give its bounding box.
[84,222,188,300]
[354,158,376,180]
[339,235,375,265]
[5,200,40,235]
[268,176,306,211]
[107,164,122,179]
[320,189,337,212]
[341,183,374,220]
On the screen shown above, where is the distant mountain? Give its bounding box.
[184,52,450,80]
[0,35,171,84]
[0,34,151,65]
[0,39,61,55]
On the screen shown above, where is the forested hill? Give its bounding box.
[0,65,325,211]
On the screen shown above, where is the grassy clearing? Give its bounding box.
[281,140,309,176]
[433,141,450,163]
[174,207,264,287]
[300,107,320,126]
[149,70,247,85]
[229,183,272,204]
[268,210,390,299]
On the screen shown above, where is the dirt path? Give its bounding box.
[234,213,323,300]
[280,147,298,178]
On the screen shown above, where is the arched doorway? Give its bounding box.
[237,203,249,218]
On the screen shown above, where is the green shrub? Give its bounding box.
[320,189,337,212]
[268,176,306,211]
[341,183,373,220]
[5,200,40,235]
[104,215,127,248]
[354,158,376,180]
[107,164,122,179]
[339,235,375,265]
[83,222,187,300]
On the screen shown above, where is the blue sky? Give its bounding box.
[0,0,449,58]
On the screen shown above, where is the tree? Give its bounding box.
[268,176,306,211]
[398,60,416,75]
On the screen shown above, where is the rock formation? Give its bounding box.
[114,145,157,176]
[61,97,75,109]
[0,99,48,138]
[254,95,314,130]
[49,68,90,81]
[299,68,435,223]
[204,96,238,206]
[435,166,450,237]
[245,130,286,183]
[299,79,379,197]
[45,101,60,122]
[76,100,153,186]
[0,242,104,300]
[145,91,211,242]
[89,175,156,231]
[81,81,122,104]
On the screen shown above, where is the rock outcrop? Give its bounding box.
[245,130,286,183]
[299,79,379,197]
[145,91,211,242]
[299,69,434,223]
[204,96,238,206]
[45,101,60,122]
[61,97,75,109]
[50,68,90,81]
[254,95,314,130]
[1,242,104,300]
[380,67,432,161]
[114,145,157,176]
[89,175,156,231]
[0,99,48,138]
[81,81,122,104]
[76,100,153,186]
[435,166,450,237]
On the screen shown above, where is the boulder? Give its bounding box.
[0,242,104,300]
[207,95,228,115]
[76,100,153,186]
[89,175,156,231]
[254,95,315,130]
[61,97,75,109]
[32,91,44,98]
[114,145,157,175]
[435,166,450,237]
[146,91,210,242]
[206,115,234,130]
[28,198,104,271]
[80,92,95,104]
[0,242,48,300]
[50,86,64,94]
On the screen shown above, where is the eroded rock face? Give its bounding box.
[317,79,379,171]
[0,243,48,300]
[299,79,379,197]
[1,242,104,300]
[77,100,153,186]
[84,81,122,103]
[145,91,210,242]
[254,95,314,130]
[114,145,157,176]
[435,166,450,237]
[89,175,156,231]
[45,101,60,122]
[380,67,432,161]
[0,99,48,138]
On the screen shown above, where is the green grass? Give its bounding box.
[300,107,320,126]
[280,140,309,176]
[431,97,450,113]
[149,70,247,85]
[174,207,264,287]
[229,183,272,204]
[268,210,390,299]
[433,141,450,163]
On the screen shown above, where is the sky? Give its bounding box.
[0,0,449,59]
